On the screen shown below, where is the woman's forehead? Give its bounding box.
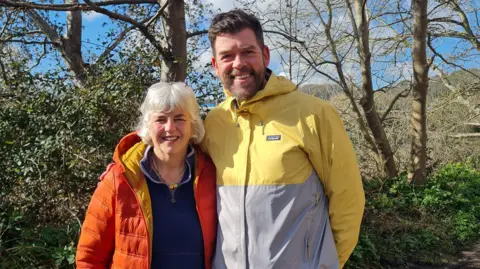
[151,107,186,117]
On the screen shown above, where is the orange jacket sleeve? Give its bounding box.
[76,170,116,269]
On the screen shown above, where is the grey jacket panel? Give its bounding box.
[213,171,339,269]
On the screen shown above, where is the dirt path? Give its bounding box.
[413,243,480,269]
[455,243,480,269]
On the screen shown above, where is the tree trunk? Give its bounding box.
[350,0,397,178]
[26,1,86,88]
[408,0,429,185]
[159,0,187,82]
[64,0,86,87]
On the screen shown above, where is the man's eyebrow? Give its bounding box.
[217,45,257,55]
[217,49,232,55]
[239,45,257,50]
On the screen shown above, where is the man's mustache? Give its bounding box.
[229,68,254,77]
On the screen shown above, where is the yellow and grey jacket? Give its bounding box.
[202,72,365,269]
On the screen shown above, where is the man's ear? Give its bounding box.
[212,56,220,77]
[262,45,271,67]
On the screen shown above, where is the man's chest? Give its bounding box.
[207,114,313,186]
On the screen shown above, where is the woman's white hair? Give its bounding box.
[137,82,205,145]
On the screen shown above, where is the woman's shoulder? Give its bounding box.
[97,162,130,190]
[194,146,215,171]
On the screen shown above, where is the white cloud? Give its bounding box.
[83,11,103,22]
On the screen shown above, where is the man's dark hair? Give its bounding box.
[208,9,264,54]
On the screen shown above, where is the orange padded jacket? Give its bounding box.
[76,132,217,269]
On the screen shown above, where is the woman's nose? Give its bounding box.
[164,118,176,131]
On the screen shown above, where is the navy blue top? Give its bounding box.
[140,145,205,269]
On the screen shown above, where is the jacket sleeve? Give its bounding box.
[76,169,116,269]
[306,103,365,268]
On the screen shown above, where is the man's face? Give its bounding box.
[212,28,270,101]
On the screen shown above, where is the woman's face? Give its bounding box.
[148,106,193,157]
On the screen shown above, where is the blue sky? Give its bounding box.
[22,0,480,89]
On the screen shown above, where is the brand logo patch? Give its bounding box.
[266,135,281,141]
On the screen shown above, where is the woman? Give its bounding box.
[76,82,217,269]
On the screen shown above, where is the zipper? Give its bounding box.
[168,185,178,203]
[233,99,240,127]
[306,192,319,262]
[307,242,310,260]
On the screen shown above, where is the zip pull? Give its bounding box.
[315,192,319,205]
[259,120,265,135]
[169,185,178,203]
[233,99,240,127]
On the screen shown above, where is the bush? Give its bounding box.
[0,56,154,269]
[0,202,79,269]
[346,163,480,269]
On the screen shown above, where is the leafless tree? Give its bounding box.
[408,0,429,184]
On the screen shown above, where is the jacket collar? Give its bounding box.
[224,70,296,113]
[112,132,206,188]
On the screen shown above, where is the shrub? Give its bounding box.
[346,163,480,268]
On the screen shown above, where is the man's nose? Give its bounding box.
[233,55,247,69]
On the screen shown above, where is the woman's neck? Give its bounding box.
[152,147,187,184]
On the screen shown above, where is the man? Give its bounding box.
[201,9,365,269]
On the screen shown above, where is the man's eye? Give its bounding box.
[221,54,232,60]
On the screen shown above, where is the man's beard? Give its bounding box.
[223,66,265,101]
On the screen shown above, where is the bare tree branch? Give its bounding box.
[95,27,134,64]
[25,10,61,44]
[449,0,480,52]
[427,1,449,17]
[1,39,56,44]
[264,30,305,44]
[370,35,409,42]
[145,0,169,28]
[187,29,207,38]
[430,31,479,40]
[429,17,464,26]
[381,87,410,123]
[95,10,160,64]
[0,0,157,11]
[427,34,480,79]
[83,0,168,58]
[0,11,17,39]
[294,47,341,85]
[26,38,48,72]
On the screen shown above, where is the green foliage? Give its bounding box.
[0,203,79,269]
[345,163,480,269]
[0,54,155,268]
